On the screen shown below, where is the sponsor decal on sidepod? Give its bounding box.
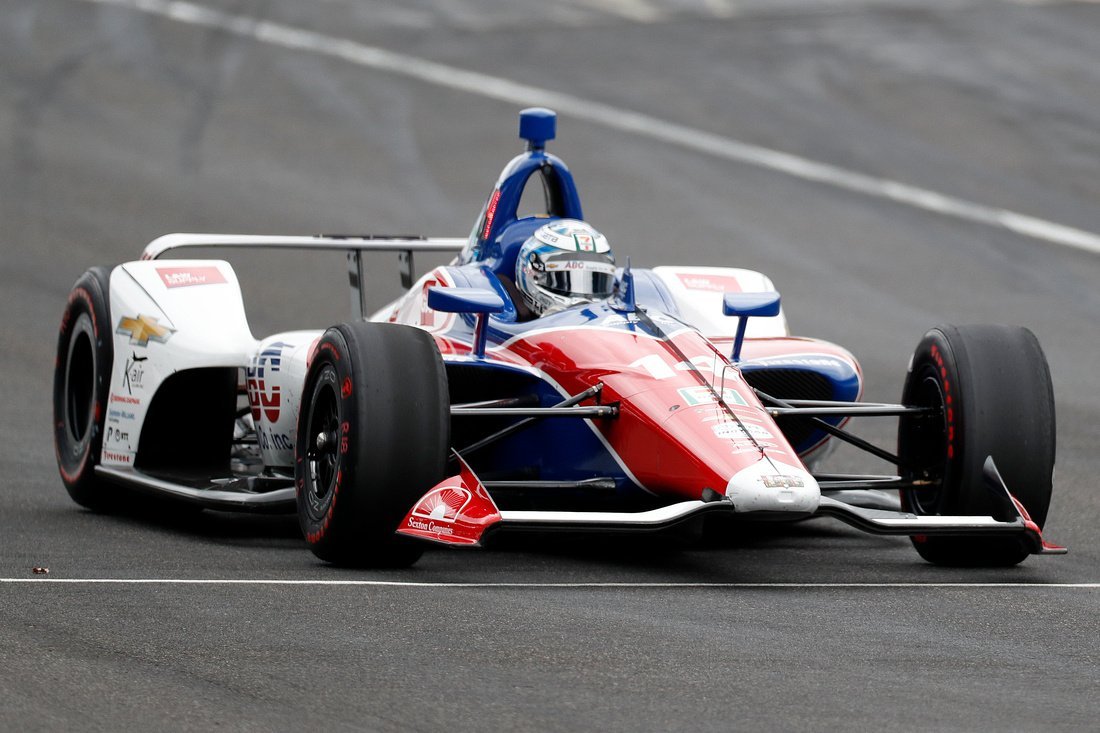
[675,273,743,293]
[247,342,293,424]
[116,314,174,347]
[122,352,147,395]
[156,266,227,289]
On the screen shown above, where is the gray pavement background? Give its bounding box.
[1,0,1098,730]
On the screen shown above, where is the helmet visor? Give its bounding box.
[537,257,616,298]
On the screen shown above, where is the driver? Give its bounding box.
[514,219,616,317]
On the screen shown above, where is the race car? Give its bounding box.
[53,108,1064,568]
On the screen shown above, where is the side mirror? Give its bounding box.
[723,292,781,362]
[427,287,505,359]
[722,292,781,318]
[428,287,505,315]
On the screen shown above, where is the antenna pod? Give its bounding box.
[519,108,556,151]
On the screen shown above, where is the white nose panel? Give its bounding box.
[725,460,821,514]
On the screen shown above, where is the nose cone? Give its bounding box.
[726,460,821,515]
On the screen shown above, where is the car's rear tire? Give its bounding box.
[295,322,450,567]
[898,325,1055,567]
[53,267,116,510]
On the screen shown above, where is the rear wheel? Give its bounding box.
[295,322,450,567]
[53,267,115,510]
[898,325,1055,566]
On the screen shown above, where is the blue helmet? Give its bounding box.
[515,220,616,316]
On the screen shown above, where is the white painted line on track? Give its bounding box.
[568,0,666,23]
[78,0,1100,257]
[2,578,1098,588]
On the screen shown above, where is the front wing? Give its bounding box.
[397,456,1066,556]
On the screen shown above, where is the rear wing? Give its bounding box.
[141,233,465,319]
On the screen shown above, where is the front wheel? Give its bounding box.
[295,322,450,567]
[53,267,115,510]
[898,325,1056,567]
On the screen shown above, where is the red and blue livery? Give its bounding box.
[53,108,1064,568]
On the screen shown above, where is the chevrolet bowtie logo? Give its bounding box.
[116,314,174,346]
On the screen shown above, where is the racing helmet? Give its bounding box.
[515,220,616,316]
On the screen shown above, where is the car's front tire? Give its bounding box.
[898,324,1056,566]
[53,267,115,510]
[295,322,450,567]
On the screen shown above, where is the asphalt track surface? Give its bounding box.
[2,0,1099,730]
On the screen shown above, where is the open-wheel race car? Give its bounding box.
[54,108,1065,568]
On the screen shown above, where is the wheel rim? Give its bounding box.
[64,315,96,445]
[305,365,340,513]
[902,368,948,515]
